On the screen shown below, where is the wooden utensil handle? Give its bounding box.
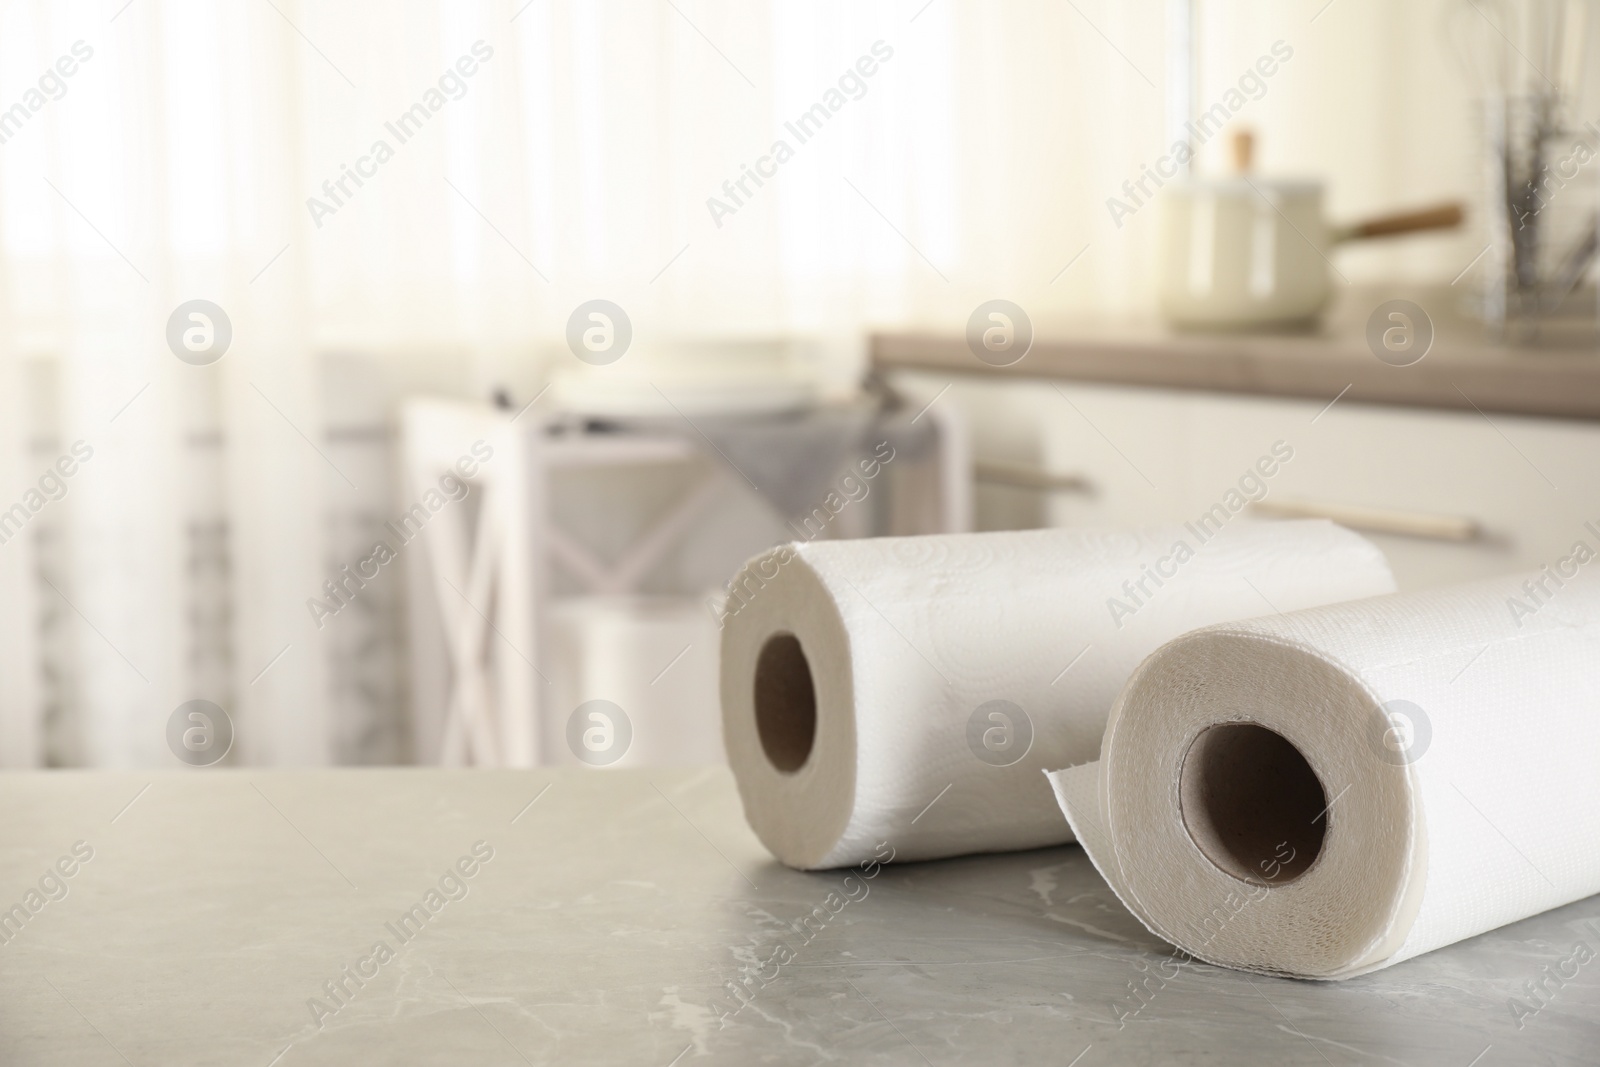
[1341,203,1465,240]
[1231,129,1255,174]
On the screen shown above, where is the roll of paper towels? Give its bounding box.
[720,520,1394,869]
[1050,571,1600,979]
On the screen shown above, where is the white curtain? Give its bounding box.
[0,0,1483,766]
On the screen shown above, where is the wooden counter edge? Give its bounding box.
[870,333,1600,422]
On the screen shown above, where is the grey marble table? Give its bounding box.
[3,768,1596,1066]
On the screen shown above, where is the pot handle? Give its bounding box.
[1332,202,1465,243]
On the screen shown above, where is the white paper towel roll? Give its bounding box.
[720,520,1394,869]
[1050,571,1600,979]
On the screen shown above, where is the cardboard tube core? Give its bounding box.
[1179,722,1328,886]
[754,633,817,773]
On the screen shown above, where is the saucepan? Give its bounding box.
[1158,132,1464,330]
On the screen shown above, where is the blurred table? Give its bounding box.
[400,399,966,769]
[4,769,1597,1065]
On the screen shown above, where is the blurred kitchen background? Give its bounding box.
[1,0,1597,769]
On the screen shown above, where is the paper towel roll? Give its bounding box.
[1050,571,1600,979]
[719,520,1395,869]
